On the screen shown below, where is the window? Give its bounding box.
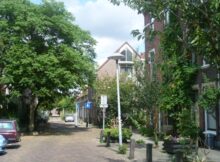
[205,109,216,130]
[191,53,196,64]
[148,49,156,80]
[202,56,210,68]
[150,17,155,30]
[120,65,132,75]
[120,49,133,62]
[0,122,13,130]
[120,50,126,61]
[164,9,170,25]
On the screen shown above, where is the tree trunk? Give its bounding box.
[28,96,38,132]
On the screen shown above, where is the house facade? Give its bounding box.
[193,57,220,148]
[97,42,143,80]
[144,11,220,148]
[76,42,143,126]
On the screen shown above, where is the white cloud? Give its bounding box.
[59,0,144,66]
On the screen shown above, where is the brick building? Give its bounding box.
[144,11,220,148]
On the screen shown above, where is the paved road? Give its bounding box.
[0,120,128,162]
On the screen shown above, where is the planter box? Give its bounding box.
[163,140,196,154]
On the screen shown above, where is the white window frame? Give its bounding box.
[201,56,210,69]
[150,17,155,31]
[148,49,156,80]
[164,9,170,25]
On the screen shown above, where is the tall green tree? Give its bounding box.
[94,75,135,128]
[109,0,213,138]
[132,61,161,129]
[0,0,96,131]
[110,0,220,67]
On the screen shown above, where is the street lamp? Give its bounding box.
[108,52,124,146]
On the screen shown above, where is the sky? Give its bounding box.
[32,0,144,65]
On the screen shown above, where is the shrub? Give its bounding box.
[118,144,127,154]
[136,139,145,145]
[104,128,132,142]
[138,127,154,137]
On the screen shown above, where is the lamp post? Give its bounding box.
[108,52,124,146]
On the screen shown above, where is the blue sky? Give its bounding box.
[31,0,41,4]
[31,0,144,65]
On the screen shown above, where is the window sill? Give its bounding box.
[201,64,210,69]
[203,130,216,135]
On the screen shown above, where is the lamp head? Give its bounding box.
[108,52,124,61]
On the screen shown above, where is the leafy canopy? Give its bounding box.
[0,0,96,100]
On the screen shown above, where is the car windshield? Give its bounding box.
[0,122,13,130]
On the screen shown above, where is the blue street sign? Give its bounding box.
[85,101,92,109]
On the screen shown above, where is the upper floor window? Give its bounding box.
[164,9,170,25]
[150,17,155,31]
[148,49,155,64]
[120,49,132,62]
[148,49,157,80]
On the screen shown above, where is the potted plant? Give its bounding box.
[163,135,195,154]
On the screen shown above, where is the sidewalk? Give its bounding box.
[103,131,220,162]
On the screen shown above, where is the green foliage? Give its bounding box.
[0,0,96,98]
[103,128,132,142]
[0,0,96,130]
[118,144,127,154]
[133,61,161,128]
[57,96,75,112]
[110,0,220,67]
[94,76,136,127]
[198,86,220,110]
[136,139,145,145]
[138,127,154,137]
[176,109,199,140]
[110,0,220,145]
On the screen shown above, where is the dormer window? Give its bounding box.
[120,49,132,62]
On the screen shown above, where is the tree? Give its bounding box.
[132,61,161,128]
[109,0,208,138]
[0,0,96,131]
[110,0,220,67]
[57,96,75,115]
[94,75,136,128]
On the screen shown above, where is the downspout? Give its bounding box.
[217,66,220,137]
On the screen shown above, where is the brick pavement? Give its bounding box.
[1,118,219,162]
[0,120,129,162]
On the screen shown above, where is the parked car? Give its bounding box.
[0,120,21,146]
[0,135,7,154]
[64,114,74,122]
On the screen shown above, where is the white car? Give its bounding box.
[64,115,74,122]
[0,135,7,154]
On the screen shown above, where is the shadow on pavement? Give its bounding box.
[0,152,7,156]
[35,121,90,136]
[6,144,21,149]
[105,158,126,162]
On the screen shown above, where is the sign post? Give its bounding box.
[85,101,92,128]
[75,103,79,127]
[100,95,108,130]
